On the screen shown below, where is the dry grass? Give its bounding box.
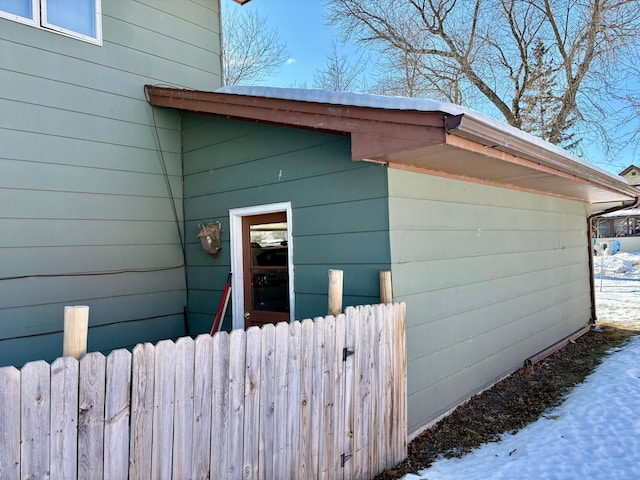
[376,326,638,479]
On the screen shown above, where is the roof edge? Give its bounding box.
[619,164,640,176]
[447,115,639,199]
[145,84,638,203]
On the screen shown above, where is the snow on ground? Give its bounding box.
[405,336,640,480]
[594,251,640,331]
[403,251,640,480]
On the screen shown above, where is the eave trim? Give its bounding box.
[145,85,446,160]
[446,115,639,199]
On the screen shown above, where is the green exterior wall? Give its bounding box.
[182,115,391,333]
[0,0,223,366]
[1,0,599,443]
[387,169,592,436]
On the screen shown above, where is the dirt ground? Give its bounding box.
[376,326,638,479]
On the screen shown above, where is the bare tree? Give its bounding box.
[222,6,288,86]
[313,40,369,91]
[606,48,640,156]
[519,38,581,149]
[326,0,640,148]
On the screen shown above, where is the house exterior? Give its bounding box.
[0,0,226,366]
[619,165,640,187]
[3,0,639,441]
[146,85,639,437]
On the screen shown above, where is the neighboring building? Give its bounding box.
[619,165,640,187]
[592,208,640,252]
[0,0,225,366]
[592,164,640,252]
[147,85,639,437]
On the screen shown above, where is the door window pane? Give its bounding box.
[250,222,287,250]
[45,0,95,37]
[249,221,288,313]
[251,269,289,312]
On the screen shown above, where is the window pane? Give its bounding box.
[613,218,628,236]
[594,219,612,238]
[249,222,288,267]
[0,0,32,19]
[46,0,95,37]
[249,221,289,312]
[251,269,289,312]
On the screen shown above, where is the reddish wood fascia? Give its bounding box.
[145,86,446,161]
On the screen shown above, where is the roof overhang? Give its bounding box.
[618,164,639,176]
[145,85,639,205]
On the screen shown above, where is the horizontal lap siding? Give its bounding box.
[182,115,391,329]
[388,169,591,436]
[0,0,223,366]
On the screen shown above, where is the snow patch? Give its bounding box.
[402,251,640,480]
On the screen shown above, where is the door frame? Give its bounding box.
[229,202,295,329]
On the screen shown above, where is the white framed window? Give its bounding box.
[0,0,38,26]
[0,0,102,45]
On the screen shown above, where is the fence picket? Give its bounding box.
[173,337,195,479]
[299,319,314,479]
[370,305,383,474]
[383,303,395,465]
[21,361,51,480]
[228,329,246,478]
[352,306,368,479]
[396,302,408,463]
[78,353,106,480]
[211,332,231,479]
[192,334,214,478]
[311,316,325,479]
[320,315,336,480]
[151,340,176,480]
[3,303,407,480]
[272,322,290,480]
[333,313,346,475]
[287,320,302,480]
[130,343,155,480]
[376,304,390,472]
[364,306,375,479]
[104,349,132,479]
[0,367,20,480]
[372,303,384,472]
[50,357,79,480]
[343,308,356,479]
[259,324,276,480]
[243,327,262,479]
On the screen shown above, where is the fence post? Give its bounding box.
[328,269,343,315]
[380,271,393,304]
[63,305,89,359]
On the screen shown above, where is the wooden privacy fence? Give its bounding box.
[0,302,407,480]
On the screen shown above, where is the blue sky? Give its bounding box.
[224,0,638,174]
[226,0,343,88]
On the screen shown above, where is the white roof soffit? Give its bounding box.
[444,114,639,201]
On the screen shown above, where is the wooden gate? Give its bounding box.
[0,302,407,479]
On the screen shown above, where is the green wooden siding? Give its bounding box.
[182,115,391,332]
[0,0,223,366]
[387,169,591,436]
